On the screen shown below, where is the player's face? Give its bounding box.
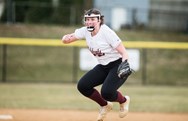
[85,17,100,27]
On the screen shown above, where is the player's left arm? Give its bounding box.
[115,42,129,62]
[116,42,133,79]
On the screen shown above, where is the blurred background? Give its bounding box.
[0,0,187,85]
[0,0,188,115]
[1,0,188,31]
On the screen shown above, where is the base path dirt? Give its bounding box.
[0,109,188,121]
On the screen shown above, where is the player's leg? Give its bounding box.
[77,64,113,121]
[100,63,126,102]
[77,64,108,106]
[101,63,130,118]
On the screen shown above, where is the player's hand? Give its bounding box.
[62,33,78,44]
[62,34,71,43]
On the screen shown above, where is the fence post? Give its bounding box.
[72,47,78,83]
[70,6,76,25]
[6,0,13,24]
[2,45,7,82]
[142,49,147,85]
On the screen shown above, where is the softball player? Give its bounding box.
[62,8,131,121]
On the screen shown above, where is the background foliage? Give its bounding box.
[1,0,86,25]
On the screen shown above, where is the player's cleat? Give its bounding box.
[97,102,113,121]
[119,95,130,118]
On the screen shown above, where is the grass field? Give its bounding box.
[0,83,187,113]
[0,24,188,42]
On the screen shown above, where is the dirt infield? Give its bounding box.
[0,109,188,121]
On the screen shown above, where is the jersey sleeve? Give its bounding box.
[104,26,122,48]
[74,27,87,39]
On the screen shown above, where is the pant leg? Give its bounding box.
[77,64,107,97]
[101,64,127,102]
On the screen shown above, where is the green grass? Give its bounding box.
[0,83,187,113]
[0,24,188,41]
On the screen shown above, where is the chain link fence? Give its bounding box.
[0,44,188,85]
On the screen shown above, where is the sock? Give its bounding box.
[88,89,107,106]
[116,91,126,104]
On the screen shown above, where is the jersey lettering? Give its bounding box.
[89,48,105,57]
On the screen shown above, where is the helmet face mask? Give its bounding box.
[84,14,101,32]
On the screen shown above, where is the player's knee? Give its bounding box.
[101,90,116,101]
[77,82,92,97]
[77,82,85,94]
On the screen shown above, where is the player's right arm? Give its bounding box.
[62,33,79,44]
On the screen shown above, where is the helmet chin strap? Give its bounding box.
[87,26,95,32]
